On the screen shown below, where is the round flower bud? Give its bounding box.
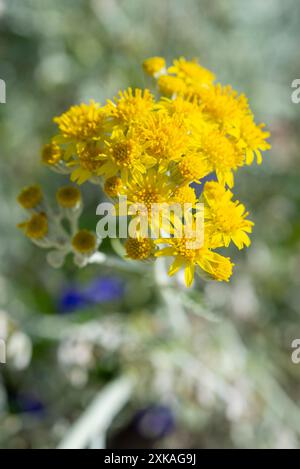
[41,142,62,165]
[143,57,166,77]
[18,213,48,239]
[17,185,43,209]
[72,230,97,255]
[56,186,81,208]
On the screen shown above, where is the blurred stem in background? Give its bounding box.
[58,375,134,449]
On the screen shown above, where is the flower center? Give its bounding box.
[112,141,135,167]
[125,238,154,260]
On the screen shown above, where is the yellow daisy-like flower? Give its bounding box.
[191,127,244,188]
[198,84,250,131]
[168,57,215,86]
[17,185,43,209]
[136,111,188,171]
[119,170,175,235]
[18,212,48,239]
[121,170,173,211]
[72,230,97,255]
[236,116,271,165]
[125,237,155,260]
[107,88,154,126]
[98,129,155,183]
[156,233,234,287]
[104,176,123,197]
[171,185,197,206]
[143,56,166,77]
[53,101,108,143]
[177,152,211,183]
[69,141,103,184]
[203,181,254,249]
[202,177,232,201]
[41,142,62,165]
[159,95,203,124]
[56,186,81,209]
[157,75,187,97]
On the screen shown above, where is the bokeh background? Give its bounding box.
[1,0,300,449]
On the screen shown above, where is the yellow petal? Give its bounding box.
[168,257,184,276]
[184,263,195,287]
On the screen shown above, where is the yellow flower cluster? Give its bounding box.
[19,57,270,287]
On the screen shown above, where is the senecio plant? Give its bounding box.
[17,57,270,287]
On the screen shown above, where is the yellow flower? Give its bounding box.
[156,232,233,287]
[159,95,203,123]
[168,57,215,86]
[53,100,108,143]
[69,141,103,184]
[157,75,187,96]
[136,111,188,171]
[121,170,173,211]
[143,57,166,76]
[178,152,211,183]
[107,88,154,125]
[17,185,43,209]
[171,185,197,206]
[41,142,62,165]
[104,176,123,197]
[56,186,81,208]
[236,116,271,165]
[191,127,244,188]
[203,181,254,249]
[72,230,97,255]
[18,213,48,239]
[119,170,174,235]
[198,84,250,131]
[203,178,232,200]
[125,237,155,260]
[98,129,155,183]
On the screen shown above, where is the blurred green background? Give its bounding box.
[1,0,300,449]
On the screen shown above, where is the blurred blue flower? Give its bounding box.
[83,277,124,303]
[134,405,175,440]
[59,287,87,313]
[190,172,217,198]
[59,277,125,313]
[16,393,46,417]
